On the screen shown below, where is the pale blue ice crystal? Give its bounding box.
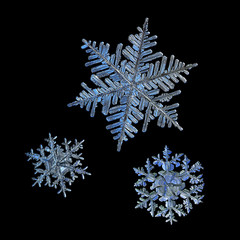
[133,146,204,224]
[68,18,198,151]
[26,133,91,197]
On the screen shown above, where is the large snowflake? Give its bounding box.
[26,133,91,197]
[68,18,198,151]
[133,146,204,224]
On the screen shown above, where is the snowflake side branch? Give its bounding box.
[152,90,181,102]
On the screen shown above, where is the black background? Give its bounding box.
[15,1,225,238]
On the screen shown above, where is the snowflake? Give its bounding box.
[133,146,204,224]
[68,18,198,151]
[26,133,91,197]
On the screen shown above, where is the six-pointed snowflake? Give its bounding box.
[26,133,91,197]
[133,146,204,224]
[68,18,198,151]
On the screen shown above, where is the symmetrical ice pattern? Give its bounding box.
[68,18,198,151]
[26,133,91,197]
[133,146,204,224]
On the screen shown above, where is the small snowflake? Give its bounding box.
[68,18,198,151]
[26,133,91,197]
[133,146,204,224]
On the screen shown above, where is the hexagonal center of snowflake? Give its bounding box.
[59,166,67,174]
[55,161,68,175]
[46,157,68,175]
[152,172,185,200]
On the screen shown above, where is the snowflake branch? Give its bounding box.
[117,91,134,151]
[138,90,183,130]
[138,63,198,86]
[82,39,126,80]
[67,84,126,108]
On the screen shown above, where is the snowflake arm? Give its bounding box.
[133,158,156,187]
[135,188,159,217]
[137,56,198,87]
[26,133,91,197]
[68,18,198,151]
[122,18,163,78]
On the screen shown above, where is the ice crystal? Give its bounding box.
[133,146,204,224]
[68,18,198,151]
[26,133,91,197]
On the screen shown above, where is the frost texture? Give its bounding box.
[68,18,198,151]
[133,146,204,224]
[26,133,91,197]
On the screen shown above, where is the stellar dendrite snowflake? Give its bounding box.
[133,146,204,224]
[68,18,198,151]
[26,133,91,197]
